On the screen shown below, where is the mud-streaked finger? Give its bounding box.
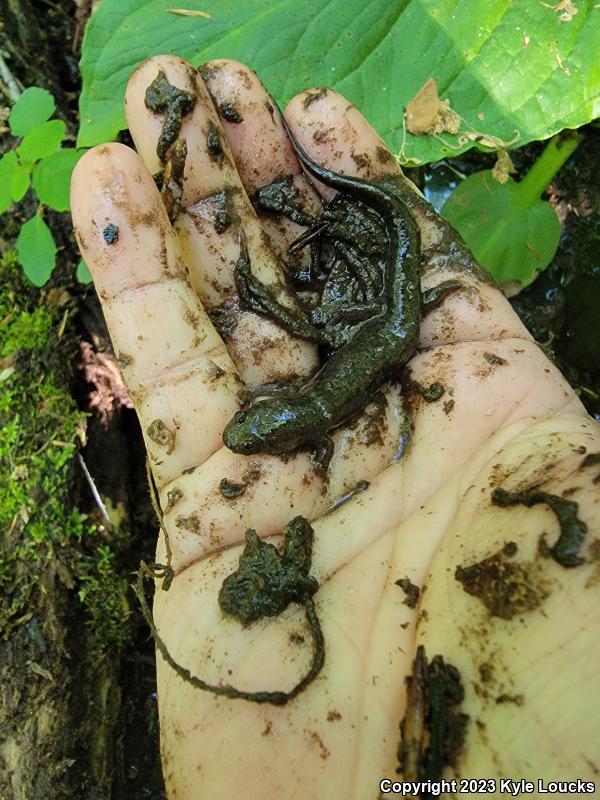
[71,143,242,486]
[200,60,323,270]
[125,55,318,388]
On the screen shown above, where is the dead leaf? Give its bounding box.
[541,0,578,22]
[404,78,461,136]
[459,130,521,150]
[78,341,133,424]
[0,310,16,327]
[492,149,516,184]
[28,662,54,682]
[46,287,71,307]
[76,417,88,447]
[167,7,212,17]
[402,78,520,160]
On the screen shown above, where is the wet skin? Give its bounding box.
[222,119,432,473]
[258,175,387,304]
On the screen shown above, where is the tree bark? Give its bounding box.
[0,3,165,797]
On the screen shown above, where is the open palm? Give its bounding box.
[71,57,600,799]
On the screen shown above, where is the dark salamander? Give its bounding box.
[223,122,458,473]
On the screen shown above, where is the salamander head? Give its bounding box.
[223,398,314,456]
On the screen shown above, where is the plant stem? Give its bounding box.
[0,52,23,103]
[516,131,582,208]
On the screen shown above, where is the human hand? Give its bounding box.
[71,57,600,799]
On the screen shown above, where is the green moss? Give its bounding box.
[77,544,130,650]
[0,253,129,653]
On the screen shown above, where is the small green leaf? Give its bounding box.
[0,152,18,213]
[16,214,57,286]
[17,119,66,162]
[442,134,580,292]
[442,171,561,291]
[76,259,93,284]
[10,160,32,202]
[32,149,85,211]
[9,87,56,136]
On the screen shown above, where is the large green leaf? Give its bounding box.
[76,259,93,284]
[78,0,600,162]
[442,171,561,291]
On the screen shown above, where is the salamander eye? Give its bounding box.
[242,442,253,452]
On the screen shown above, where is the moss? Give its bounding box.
[76,544,130,651]
[0,253,129,654]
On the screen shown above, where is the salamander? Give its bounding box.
[223,121,459,472]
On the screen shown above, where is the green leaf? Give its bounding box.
[0,152,18,213]
[442,134,580,291]
[77,0,600,163]
[76,259,93,284]
[17,119,66,163]
[32,149,85,211]
[16,215,57,286]
[10,161,32,203]
[442,173,560,291]
[9,87,56,136]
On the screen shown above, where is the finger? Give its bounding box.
[199,59,323,270]
[284,88,530,347]
[125,55,318,388]
[71,144,241,486]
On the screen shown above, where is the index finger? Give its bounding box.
[71,144,242,487]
